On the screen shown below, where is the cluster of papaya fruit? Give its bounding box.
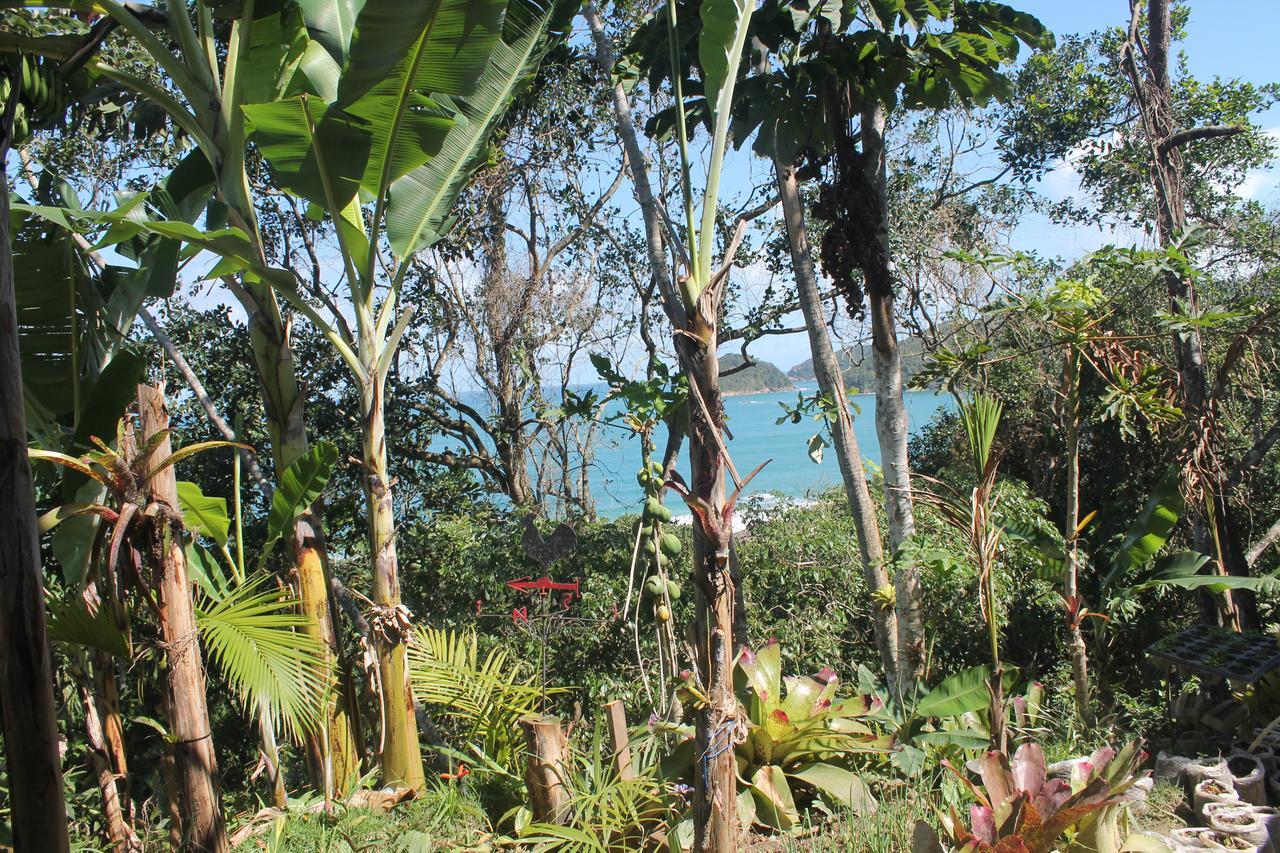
[636,459,684,622]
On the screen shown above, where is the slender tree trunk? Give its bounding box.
[678,333,739,853]
[1140,0,1256,627]
[775,161,900,687]
[93,650,132,827]
[360,374,425,790]
[859,103,924,688]
[137,384,229,853]
[0,124,71,853]
[1062,353,1092,724]
[72,654,139,851]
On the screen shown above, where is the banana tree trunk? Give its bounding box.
[360,374,426,790]
[675,319,739,853]
[859,102,924,687]
[239,284,359,791]
[775,161,900,688]
[137,384,229,853]
[0,130,71,853]
[1062,352,1092,724]
[296,542,359,797]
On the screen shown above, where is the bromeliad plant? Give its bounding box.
[733,639,879,831]
[656,639,880,834]
[924,740,1151,853]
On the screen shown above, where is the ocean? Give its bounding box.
[585,387,955,518]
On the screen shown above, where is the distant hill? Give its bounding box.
[718,353,794,396]
[787,337,930,391]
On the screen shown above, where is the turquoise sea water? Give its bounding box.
[586,388,954,518]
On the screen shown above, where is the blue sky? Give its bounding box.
[734,0,1280,373]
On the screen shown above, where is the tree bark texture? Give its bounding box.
[0,131,71,853]
[775,161,899,687]
[675,324,740,853]
[859,102,924,686]
[361,375,425,790]
[519,715,571,823]
[73,655,139,852]
[137,384,229,853]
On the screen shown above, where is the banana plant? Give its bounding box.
[9,0,572,790]
[1,0,367,794]
[232,0,571,789]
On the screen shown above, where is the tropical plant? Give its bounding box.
[922,740,1150,852]
[617,0,764,840]
[732,639,880,831]
[858,664,1019,779]
[916,394,1011,750]
[517,723,678,853]
[654,639,881,835]
[35,419,337,813]
[407,626,556,779]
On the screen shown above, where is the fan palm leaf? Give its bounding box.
[196,574,329,742]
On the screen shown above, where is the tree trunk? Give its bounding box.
[0,124,71,853]
[1141,0,1256,628]
[519,715,571,823]
[859,102,924,688]
[675,326,739,853]
[137,384,229,853]
[1062,352,1092,725]
[296,541,359,797]
[240,286,361,781]
[775,161,900,687]
[361,376,425,790]
[93,650,132,828]
[72,654,139,852]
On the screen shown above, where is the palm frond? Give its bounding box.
[408,626,553,770]
[196,574,329,741]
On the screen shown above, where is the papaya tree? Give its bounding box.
[617,0,766,846]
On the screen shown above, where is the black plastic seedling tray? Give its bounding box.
[1146,623,1280,684]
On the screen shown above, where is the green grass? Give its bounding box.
[231,783,489,852]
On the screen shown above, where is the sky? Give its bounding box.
[728,0,1280,374]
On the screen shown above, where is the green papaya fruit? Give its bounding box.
[666,580,682,601]
[660,532,682,556]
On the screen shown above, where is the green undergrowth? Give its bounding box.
[230,783,489,852]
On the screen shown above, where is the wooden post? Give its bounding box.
[519,715,571,823]
[138,384,229,853]
[603,700,634,781]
